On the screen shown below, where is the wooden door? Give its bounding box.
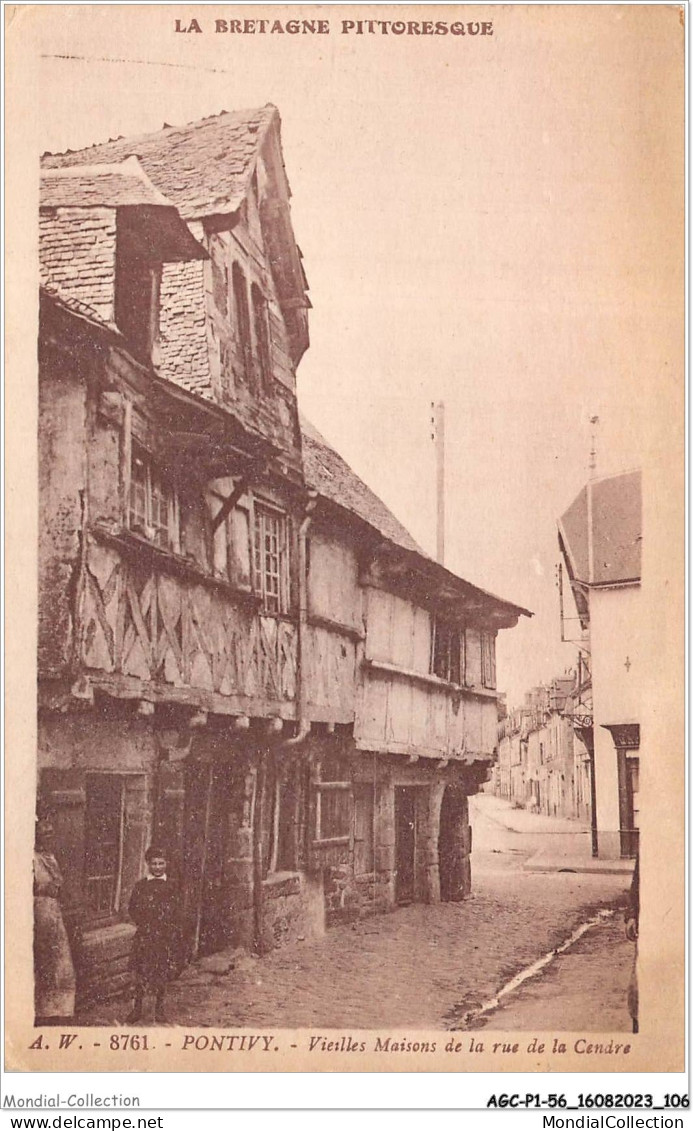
[394,787,416,904]
[199,764,233,957]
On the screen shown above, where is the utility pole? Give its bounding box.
[587,414,599,583]
[588,414,600,479]
[431,400,445,565]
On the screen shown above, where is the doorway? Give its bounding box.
[394,787,417,904]
[184,762,235,958]
[438,785,471,902]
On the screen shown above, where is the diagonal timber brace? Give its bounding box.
[211,461,266,533]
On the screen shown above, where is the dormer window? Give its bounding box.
[129,445,179,551]
[114,217,161,364]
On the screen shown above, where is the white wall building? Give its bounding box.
[558,469,641,858]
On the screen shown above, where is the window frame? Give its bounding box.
[128,444,180,553]
[430,617,464,685]
[312,754,352,847]
[252,499,290,615]
[313,781,352,846]
[84,773,126,924]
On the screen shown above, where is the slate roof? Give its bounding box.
[301,416,532,621]
[40,282,114,331]
[301,416,426,555]
[41,106,277,221]
[559,469,642,586]
[40,158,173,210]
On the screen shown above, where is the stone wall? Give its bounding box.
[38,351,87,679]
[39,207,116,321]
[37,711,158,1008]
[260,872,306,950]
[158,256,211,397]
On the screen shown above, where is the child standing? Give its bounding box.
[127,846,183,1024]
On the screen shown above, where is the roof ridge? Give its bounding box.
[40,104,281,222]
[41,103,277,162]
[586,466,641,485]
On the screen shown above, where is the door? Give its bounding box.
[199,764,233,956]
[184,762,233,959]
[438,785,471,902]
[394,787,416,904]
[618,752,640,858]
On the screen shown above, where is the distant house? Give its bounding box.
[493,678,591,824]
[558,470,642,858]
[37,106,530,1008]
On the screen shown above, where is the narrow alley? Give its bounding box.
[83,795,633,1031]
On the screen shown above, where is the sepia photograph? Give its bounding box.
[4,2,685,1076]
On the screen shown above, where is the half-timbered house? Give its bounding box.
[38,107,530,1008]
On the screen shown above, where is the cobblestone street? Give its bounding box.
[85,796,632,1031]
[476,915,633,1031]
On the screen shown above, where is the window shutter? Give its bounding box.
[482,632,497,689]
[38,767,87,925]
[229,507,252,590]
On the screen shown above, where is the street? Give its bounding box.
[84,795,633,1031]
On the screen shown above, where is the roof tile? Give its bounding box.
[560,470,642,585]
[41,107,277,220]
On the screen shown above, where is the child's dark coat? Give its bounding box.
[129,878,184,987]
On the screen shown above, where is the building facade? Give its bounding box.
[492,678,591,823]
[558,470,642,858]
[37,107,530,1007]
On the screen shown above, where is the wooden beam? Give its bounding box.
[211,462,266,533]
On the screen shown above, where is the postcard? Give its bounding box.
[4,2,685,1077]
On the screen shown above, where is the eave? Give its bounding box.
[312,493,532,629]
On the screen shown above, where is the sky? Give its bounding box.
[28,4,682,703]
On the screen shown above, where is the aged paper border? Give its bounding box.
[3,2,686,1076]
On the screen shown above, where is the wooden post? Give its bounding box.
[252,752,268,955]
[121,398,132,521]
[192,762,215,958]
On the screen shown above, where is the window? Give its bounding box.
[253,503,289,613]
[431,619,463,684]
[114,225,161,363]
[232,262,253,385]
[129,446,179,551]
[84,774,124,919]
[481,631,497,689]
[314,753,351,844]
[251,284,272,391]
[265,763,301,875]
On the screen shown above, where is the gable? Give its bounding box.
[42,106,310,367]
